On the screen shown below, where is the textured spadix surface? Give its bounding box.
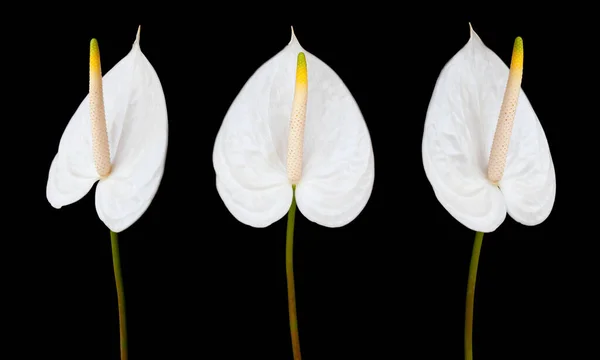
[422,26,555,233]
[46,30,168,233]
[213,29,374,228]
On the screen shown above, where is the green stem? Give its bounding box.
[465,231,484,360]
[110,231,128,360]
[286,186,301,360]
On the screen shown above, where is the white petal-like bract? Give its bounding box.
[213,28,374,228]
[47,30,168,233]
[422,25,555,233]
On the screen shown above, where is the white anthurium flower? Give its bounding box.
[422,24,556,233]
[46,26,169,233]
[213,27,375,228]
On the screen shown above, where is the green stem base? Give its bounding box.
[286,186,301,360]
[110,231,128,360]
[465,231,484,360]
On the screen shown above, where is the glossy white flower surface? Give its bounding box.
[422,25,555,233]
[47,27,168,233]
[213,28,375,228]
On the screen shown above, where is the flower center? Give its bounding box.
[89,38,112,178]
[286,52,308,185]
[487,37,524,185]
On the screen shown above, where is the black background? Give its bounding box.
[8,12,595,360]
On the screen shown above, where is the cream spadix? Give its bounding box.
[213,27,374,228]
[422,25,555,233]
[286,52,308,185]
[487,37,524,184]
[89,38,112,178]
[46,27,169,233]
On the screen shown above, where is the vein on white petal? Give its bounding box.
[46,137,98,209]
[422,28,508,233]
[96,159,166,233]
[213,59,293,229]
[296,150,374,228]
[95,37,168,233]
[293,50,374,228]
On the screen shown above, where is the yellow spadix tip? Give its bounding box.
[511,36,523,69]
[296,52,307,84]
[90,38,101,72]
